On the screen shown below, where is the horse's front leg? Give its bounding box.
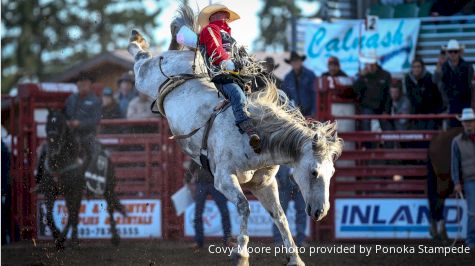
[45,193,65,250]
[214,170,250,266]
[65,189,82,247]
[248,168,305,266]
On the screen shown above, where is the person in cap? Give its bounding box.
[353,51,392,133]
[451,108,475,250]
[101,87,122,120]
[321,56,347,78]
[116,71,138,117]
[440,39,474,127]
[282,51,316,117]
[64,71,102,165]
[100,87,123,134]
[198,4,261,153]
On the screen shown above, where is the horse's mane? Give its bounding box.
[173,5,343,161]
[248,78,343,161]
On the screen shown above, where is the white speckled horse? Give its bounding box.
[128,6,342,266]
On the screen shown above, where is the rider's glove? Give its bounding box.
[221,59,236,71]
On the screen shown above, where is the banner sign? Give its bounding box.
[37,199,161,239]
[303,19,421,76]
[184,200,310,237]
[335,199,467,238]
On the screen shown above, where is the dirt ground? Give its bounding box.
[2,240,474,266]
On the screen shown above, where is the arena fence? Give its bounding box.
[3,78,472,242]
[314,76,469,240]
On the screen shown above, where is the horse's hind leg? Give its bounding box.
[45,193,65,250]
[214,170,250,266]
[105,169,122,246]
[248,168,305,266]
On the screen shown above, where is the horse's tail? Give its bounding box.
[169,4,197,50]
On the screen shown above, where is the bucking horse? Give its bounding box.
[128,5,343,266]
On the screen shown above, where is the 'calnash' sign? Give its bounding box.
[302,19,421,76]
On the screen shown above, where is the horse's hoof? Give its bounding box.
[55,239,66,251]
[70,240,81,249]
[287,255,305,266]
[111,234,120,246]
[130,29,149,49]
[287,257,305,266]
[231,252,249,266]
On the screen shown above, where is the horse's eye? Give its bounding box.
[311,169,317,177]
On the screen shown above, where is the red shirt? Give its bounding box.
[199,20,232,66]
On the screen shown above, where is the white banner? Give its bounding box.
[303,19,421,76]
[335,199,467,239]
[184,200,310,237]
[37,199,161,239]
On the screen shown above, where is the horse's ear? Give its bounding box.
[332,131,338,142]
[312,132,320,151]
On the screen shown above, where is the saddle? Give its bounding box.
[83,141,110,196]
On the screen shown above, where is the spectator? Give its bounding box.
[353,51,392,132]
[441,39,474,127]
[100,87,123,134]
[126,92,154,119]
[282,51,317,117]
[433,49,448,111]
[127,92,155,134]
[101,87,122,120]
[265,56,282,87]
[272,165,307,247]
[387,79,411,131]
[185,161,232,251]
[404,58,444,130]
[64,72,101,166]
[116,71,137,117]
[255,56,282,90]
[321,56,348,78]
[451,108,475,250]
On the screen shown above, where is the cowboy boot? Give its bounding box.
[238,120,261,153]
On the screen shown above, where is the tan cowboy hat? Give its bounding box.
[198,4,240,29]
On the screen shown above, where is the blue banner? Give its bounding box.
[303,19,421,76]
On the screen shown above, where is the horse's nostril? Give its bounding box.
[314,209,323,218]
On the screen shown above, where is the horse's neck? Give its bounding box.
[49,133,78,165]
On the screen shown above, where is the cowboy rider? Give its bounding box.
[198,4,261,153]
[64,71,102,167]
